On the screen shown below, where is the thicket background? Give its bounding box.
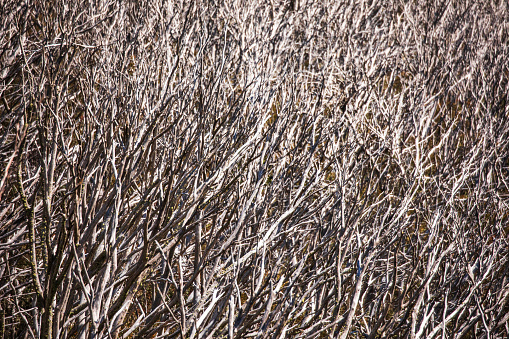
[1,0,508,338]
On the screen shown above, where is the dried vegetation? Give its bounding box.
[1,0,509,338]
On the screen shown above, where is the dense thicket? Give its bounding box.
[1,0,508,338]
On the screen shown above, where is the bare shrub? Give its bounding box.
[1,0,508,338]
